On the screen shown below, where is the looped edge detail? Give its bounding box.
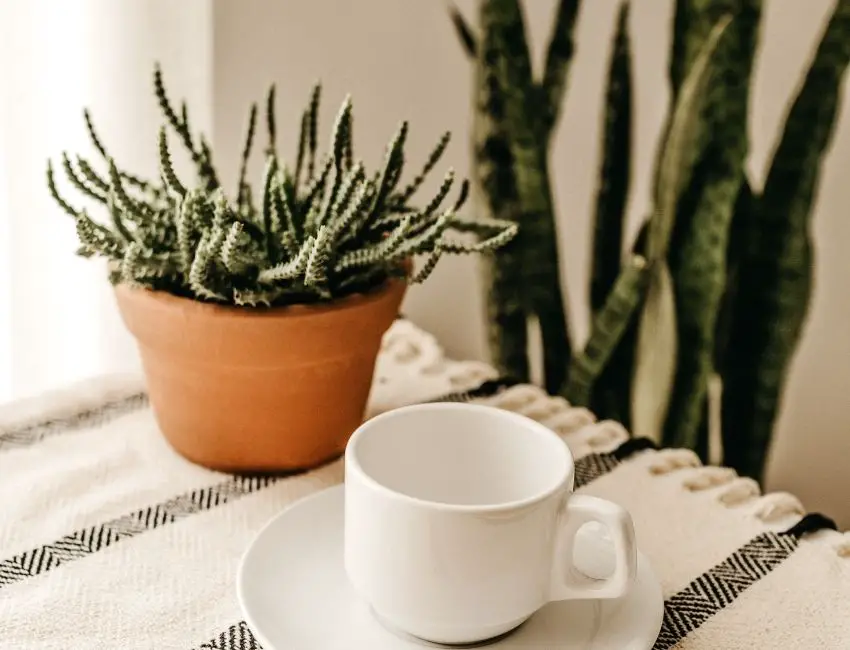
[753,492,806,523]
[485,384,548,410]
[648,449,702,475]
[718,478,761,506]
[682,467,738,491]
[542,407,597,437]
[442,360,498,388]
[581,420,630,451]
[836,533,850,558]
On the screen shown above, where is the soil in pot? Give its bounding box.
[114,279,406,472]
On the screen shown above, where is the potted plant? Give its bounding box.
[46,65,516,472]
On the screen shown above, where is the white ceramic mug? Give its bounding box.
[343,402,638,645]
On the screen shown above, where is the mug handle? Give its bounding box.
[549,495,637,601]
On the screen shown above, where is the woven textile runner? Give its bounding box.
[2,321,848,649]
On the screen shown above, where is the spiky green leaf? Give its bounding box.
[590,1,632,315]
[563,255,649,406]
[720,0,850,480]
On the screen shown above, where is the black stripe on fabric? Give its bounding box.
[652,513,838,649]
[574,437,655,488]
[197,621,262,650]
[0,373,510,453]
[612,436,658,460]
[0,475,277,589]
[653,532,798,649]
[783,512,837,537]
[0,392,148,452]
[429,376,523,403]
[574,451,621,488]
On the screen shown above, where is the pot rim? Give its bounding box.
[113,276,406,322]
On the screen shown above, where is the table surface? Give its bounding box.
[1,319,849,649]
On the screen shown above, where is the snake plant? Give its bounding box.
[450,0,850,480]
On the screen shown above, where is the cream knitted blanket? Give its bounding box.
[1,319,849,649]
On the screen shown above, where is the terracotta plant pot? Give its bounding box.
[114,280,406,472]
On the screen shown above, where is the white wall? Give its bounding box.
[211,0,850,526]
[0,0,213,399]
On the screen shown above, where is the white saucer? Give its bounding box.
[237,486,663,649]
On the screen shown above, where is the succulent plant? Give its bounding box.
[47,65,516,307]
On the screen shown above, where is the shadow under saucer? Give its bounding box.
[370,607,530,649]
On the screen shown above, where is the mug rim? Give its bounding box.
[345,402,574,514]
